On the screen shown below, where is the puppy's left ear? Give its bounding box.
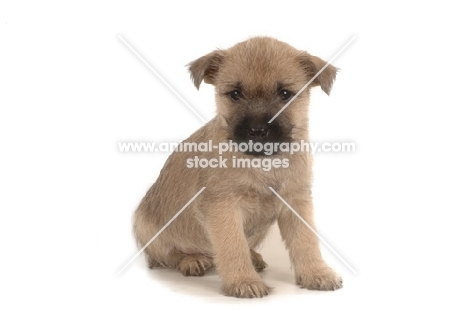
[297,52,338,95]
[188,50,225,89]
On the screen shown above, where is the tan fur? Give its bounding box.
[133,37,342,298]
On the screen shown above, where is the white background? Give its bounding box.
[1,1,468,309]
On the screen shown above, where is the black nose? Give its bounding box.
[248,126,270,140]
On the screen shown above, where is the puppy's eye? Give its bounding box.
[279,89,292,101]
[229,90,242,101]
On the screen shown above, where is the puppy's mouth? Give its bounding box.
[228,116,292,156]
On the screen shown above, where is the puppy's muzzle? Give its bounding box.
[247,125,270,141]
[231,115,292,156]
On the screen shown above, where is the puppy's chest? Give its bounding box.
[240,190,281,233]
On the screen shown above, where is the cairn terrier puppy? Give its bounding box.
[133,37,342,298]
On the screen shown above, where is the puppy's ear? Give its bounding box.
[188,50,225,89]
[297,52,338,95]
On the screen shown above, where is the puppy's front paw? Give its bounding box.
[296,266,343,291]
[222,279,272,298]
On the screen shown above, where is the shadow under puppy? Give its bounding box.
[134,36,342,298]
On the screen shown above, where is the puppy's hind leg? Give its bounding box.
[250,249,267,272]
[148,250,214,277]
[178,254,214,276]
[146,251,184,269]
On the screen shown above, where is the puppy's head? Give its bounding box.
[189,37,337,155]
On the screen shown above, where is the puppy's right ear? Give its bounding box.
[188,50,225,89]
[297,52,338,96]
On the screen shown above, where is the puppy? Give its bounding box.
[134,37,342,298]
